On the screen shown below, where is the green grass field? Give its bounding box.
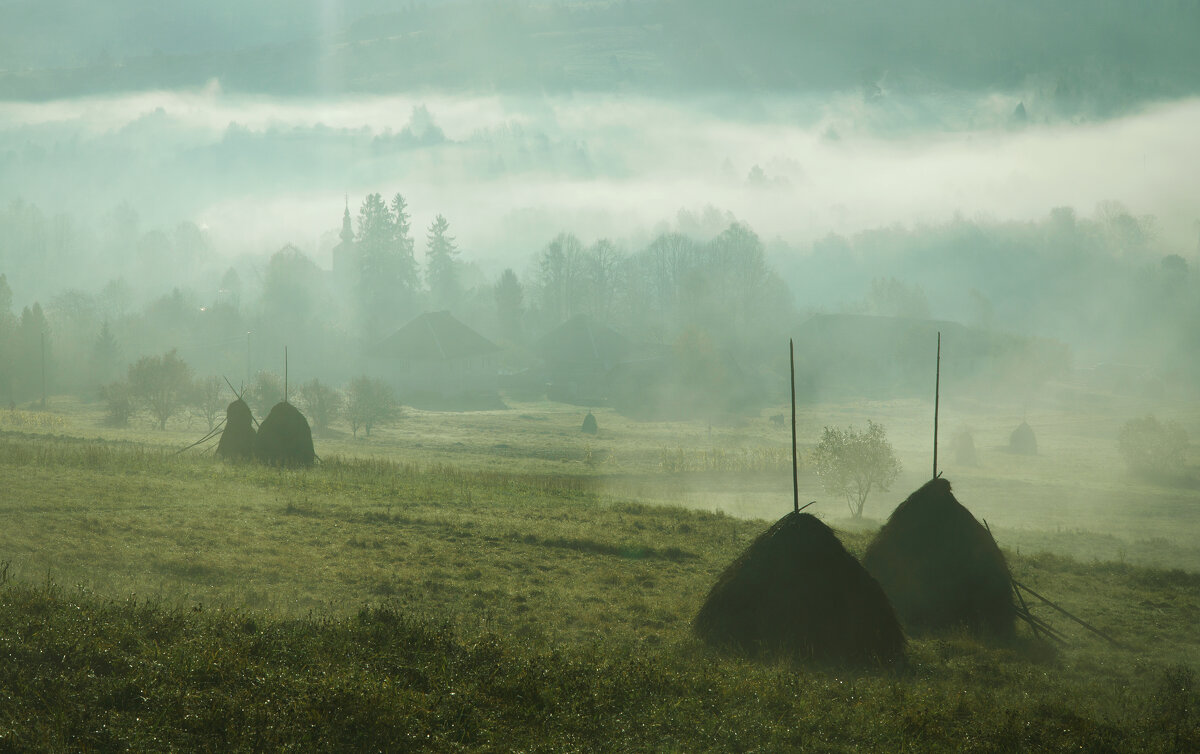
[1,390,1198,750]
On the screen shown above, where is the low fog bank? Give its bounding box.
[2,89,1197,272]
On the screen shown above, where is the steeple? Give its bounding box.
[339,195,354,244]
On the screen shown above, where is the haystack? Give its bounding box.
[952,429,978,466]
[255,401,315,467]
[215,399,256,462]
[581,411,598,434]
[863,478,1014,638]
[1009,422,1037,455]
[694,511,905,664]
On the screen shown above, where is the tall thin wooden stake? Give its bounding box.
[284,346,289,404]
[40,331,46,410]
[790,338,799,513]
[933,331,941,479]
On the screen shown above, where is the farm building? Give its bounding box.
[792,313,1070,400]
[534,314,631,403]
[792,314,974,399]
[370,311,501,405]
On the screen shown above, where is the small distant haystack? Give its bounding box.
[215,399,256,462]
[863,478,1014,638]
[255,401,315,467]
[952,429,978,466]
[694,511,905,665]
[1009,422,1037,455]
[581,411,598,434]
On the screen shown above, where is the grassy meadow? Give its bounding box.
[0,387,1198,750]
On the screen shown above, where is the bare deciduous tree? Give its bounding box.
[345,377,399,438]
[298,378,344,434]
[127,349,193,430]
[812,420,901,519]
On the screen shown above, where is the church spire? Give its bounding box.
[339,195,354,244]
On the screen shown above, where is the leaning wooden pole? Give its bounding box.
[933,331,941,479]
[1012,579,1127,649]
[223,375,259,428]
[790,338,799,513]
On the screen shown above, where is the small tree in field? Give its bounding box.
[190,375,226,431]
[298,378,343,433]
[101,380,135,427]
[812,420,901,519]
[345,377,399,438]
[127,349,193,430]
[1118,415,1189,482]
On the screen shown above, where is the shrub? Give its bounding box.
[102,381,136,427]
[298,378,343,433]
[345,377,400,438]
[1118,415,1189,482]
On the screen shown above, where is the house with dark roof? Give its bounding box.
[789,313,1065,400]
[370,311,501,400]
[534,314,631,403]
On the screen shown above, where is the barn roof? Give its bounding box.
[535,314,630,367]
[796,313,968,346]
[373,311,499,362]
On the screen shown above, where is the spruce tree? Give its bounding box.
[425,214,461,311]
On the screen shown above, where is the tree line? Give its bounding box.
[100,346,400,439]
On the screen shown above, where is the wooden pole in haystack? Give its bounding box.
[223,375,259,429]
[790,338,799,513]
[284,346,288,404]
[40,331,46,410]
[933,331,941,479]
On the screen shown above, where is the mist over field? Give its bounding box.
[4,88,1200,261]
[2,2,1200,748]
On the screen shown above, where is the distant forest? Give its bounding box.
[0,194,1195,410]
[2,0,1198,116]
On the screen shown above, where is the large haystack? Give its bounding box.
[581,411,598,434]
[255,401,315,467]
[863,478,1014,638]
[694,511,905,665]
[215,399,256,462]
[1009,421,1037,455]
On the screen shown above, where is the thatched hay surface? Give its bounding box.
[255,401,315,467]
[215,399,256,462]
[1009,422,1037,455]
[863,478,1014,638]
[581,412,598,434]
[694,511,905,665]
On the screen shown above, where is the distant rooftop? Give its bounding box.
[373,310,499,362]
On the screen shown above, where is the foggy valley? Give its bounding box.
[1,1,1198,750]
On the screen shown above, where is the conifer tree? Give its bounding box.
[425,214,461,311]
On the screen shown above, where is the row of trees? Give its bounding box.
[103,349,401,439]
[0,275,51,405]
[351,192,460,340]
